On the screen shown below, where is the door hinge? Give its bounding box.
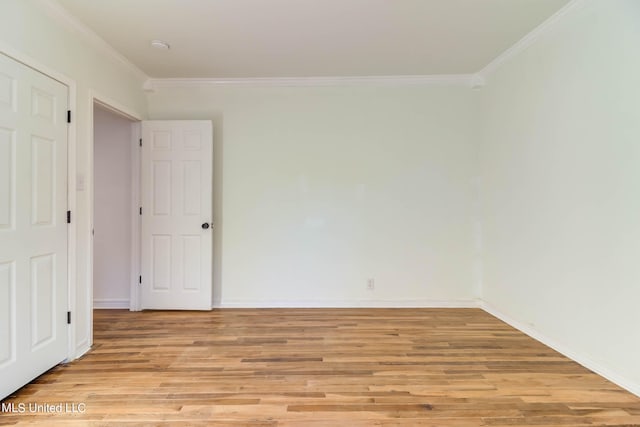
[67,311,71,324]
[139,207,142,215]
[139,275,142,285]
[67,211,71,224]
[67,110,71,124]
[139,138,142,147]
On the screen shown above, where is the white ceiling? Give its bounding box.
[55,0,570,79]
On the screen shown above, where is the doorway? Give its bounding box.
[92,104,138,310]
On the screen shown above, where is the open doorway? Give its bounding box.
[92,103,139,310]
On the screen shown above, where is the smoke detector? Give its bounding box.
[150,40,170,50]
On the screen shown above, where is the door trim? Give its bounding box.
[0,42,77,361]
[129,122,142,312]
[88,92,143,344]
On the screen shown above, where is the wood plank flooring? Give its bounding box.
[1,308,639,426]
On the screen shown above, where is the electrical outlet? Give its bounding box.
[367,278,375,290]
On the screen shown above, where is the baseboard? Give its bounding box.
[73,344,92,361]
[93,298,130,309]
[480,300,640,398]
[218,299,481,308]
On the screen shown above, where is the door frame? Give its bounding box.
[88,92,143,346]
[0,42,77,361]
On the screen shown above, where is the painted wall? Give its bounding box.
[93,106,132,308]
[148,85,478,306]
[479,0,640,394]
[0,0,147,355]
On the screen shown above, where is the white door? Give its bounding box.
[140,121,212,310]
[0,53,68,399]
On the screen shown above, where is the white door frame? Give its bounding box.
[0,43,77,361]
[87,92,143,347]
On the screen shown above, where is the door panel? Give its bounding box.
[181,235,201,290]
[182,161,201,215]
[30,253,56,349]
[152,160,171,215]
[0,70,16,109]
[141,121,212,310]
[0,261,15,367]
[152,234,171,290]
[0,53,68,399]
[31,136,56,225]
[0,127,14,229]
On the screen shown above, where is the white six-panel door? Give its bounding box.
[140,121,212,310]
[0,53,68,399]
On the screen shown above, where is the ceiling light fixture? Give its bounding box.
[150,40,170,50]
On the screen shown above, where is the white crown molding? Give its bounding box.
[144,74,479,91]
[477,0,585,80]
[218,298,480,308]
[480,300,640,398]
[39,0,149,82]
[469,74,485,90]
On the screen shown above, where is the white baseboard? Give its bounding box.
[73,344,92,361]
[93,298,130,309]
[480,300,640,398]
[218,299,480,308]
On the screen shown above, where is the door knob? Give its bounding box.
[201,223,210,229]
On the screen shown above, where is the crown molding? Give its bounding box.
[144,74,481,91]
[477,0,585,80]
[39,0,149,82]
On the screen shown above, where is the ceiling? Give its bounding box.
[55,0,570,79]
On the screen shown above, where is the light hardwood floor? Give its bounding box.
[1,308,639,426]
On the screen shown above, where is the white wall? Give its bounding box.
[93,106,132,308]
[0,0,147,356]
[479,0,640,394]
[148,84,478,306]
